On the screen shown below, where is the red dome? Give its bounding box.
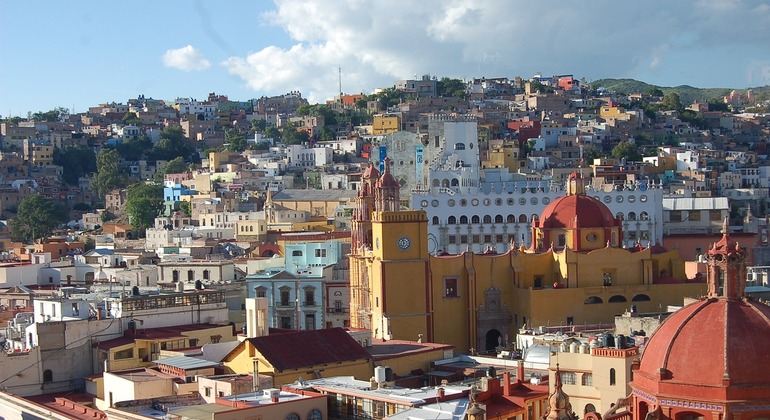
[634,298,770,400]
[539,195,615,229]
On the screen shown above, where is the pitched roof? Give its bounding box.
[246,328,370,371]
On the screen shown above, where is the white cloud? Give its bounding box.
[162,45,211,71]
[221,0,770,102]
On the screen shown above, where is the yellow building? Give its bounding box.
[349,164,706,353]
[372,114,401,135]
[222,328,372,386]
[483,140,522,172]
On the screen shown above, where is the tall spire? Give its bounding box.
[543,364,576,420]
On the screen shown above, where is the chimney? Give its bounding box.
[503,371,512,396]
[517,360,525,384]
[437,387,445,401]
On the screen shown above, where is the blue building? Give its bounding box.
[245,233,350,330]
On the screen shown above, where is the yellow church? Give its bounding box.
[349,160,706,353]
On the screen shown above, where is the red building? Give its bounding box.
[629,222,770,419]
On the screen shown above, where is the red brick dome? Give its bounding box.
[634,297,770,401]
[539,195,616,229]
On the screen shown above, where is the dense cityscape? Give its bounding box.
[2,72,770,419]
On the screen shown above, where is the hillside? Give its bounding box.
[592,78,770,104]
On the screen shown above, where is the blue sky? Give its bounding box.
[2,0,770,117]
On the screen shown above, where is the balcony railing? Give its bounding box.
[326,308,349,314]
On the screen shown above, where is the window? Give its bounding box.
[292,250,303,256]
[281,316,292,329]
[43,369,53,383]
[560,371,576,385]
[304,288,315,306]
[307,409,323,420]
[280,288,291,306]
[688,211,701,221]
[444,278,458,298]
[460,215,469,224]
[584,296,603,304]
[203,270,210,280]
[314,249,327,258]
[669,211,682,222]
[472,215,480,224]
[305,314,316,330]
[255,287,267,298]
[609,295,627,303]
[495,215,504,223]
[472,235,480,243]
[710,210,722,222]
[610,368,616,385]
[582,373,593,386]
[172,270,179,282]
[204,387,212,397]
[483,215,492,224]
[632,294,651,302]
[448,235,457,244]
[448,216,457,225]
[432,216,439,225]
[460,235,468,244]
[534,276,543,289]
[286,414,300,420]
[188,270,194,281]
[115,348,134,360]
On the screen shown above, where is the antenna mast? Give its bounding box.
[338,66,343,98]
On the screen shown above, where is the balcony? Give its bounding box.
[326,307,349,314]
[276,301,295,308]
[303,300,317,307]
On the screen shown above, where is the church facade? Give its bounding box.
[350,161,706,353]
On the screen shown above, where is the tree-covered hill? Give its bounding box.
[592,78,770,104]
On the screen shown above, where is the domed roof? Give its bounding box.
[635,298,770,398]
[539,194,616,229]
[634,228,770,402]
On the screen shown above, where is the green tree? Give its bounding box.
[661,93,683,111]
[154,157,188,182]
[31,107,68,122]
[125,183,163,235]
[9,195,68,243]
[265,125,281,142]
[708,99,730,112]
[179,200,192,217]
[121,112,142,126]
[611,141,642,162]
[647,88,664,97]
[436,77,467,98]
[93,148,125,199]
[54,145,97,185]
[151,125,194,161]
[225,129,248,152]
[282,126,310,145]
[116,135,153,161]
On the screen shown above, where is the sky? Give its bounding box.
[2,0,770,117]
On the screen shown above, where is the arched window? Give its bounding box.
[507,214,515,223]
[432,216,439,225]
[560,371,576,385]
[519,214,528,223]
[495,215,504,223]
[460,215,469,224]
[448,216,457,225]
[292,250,303,256]
[43,369,53,382]
[471,215,480,224]
[202,270,210,281]
[483,215,492,224]
[581,373,593,386]
[255,286,267,298]
[609,295,627,303]
[584,296,603,304]
[628,212,637,221]
[632,294,651,302]
[432,179,440,187]
[616,212,624,221]
[609,368,616,385]
[451,179,460,187]
[640,211,649,220]
[455,142,466,150]
[307,409,323,420]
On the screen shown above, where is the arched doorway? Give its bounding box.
[485,329,501,352]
